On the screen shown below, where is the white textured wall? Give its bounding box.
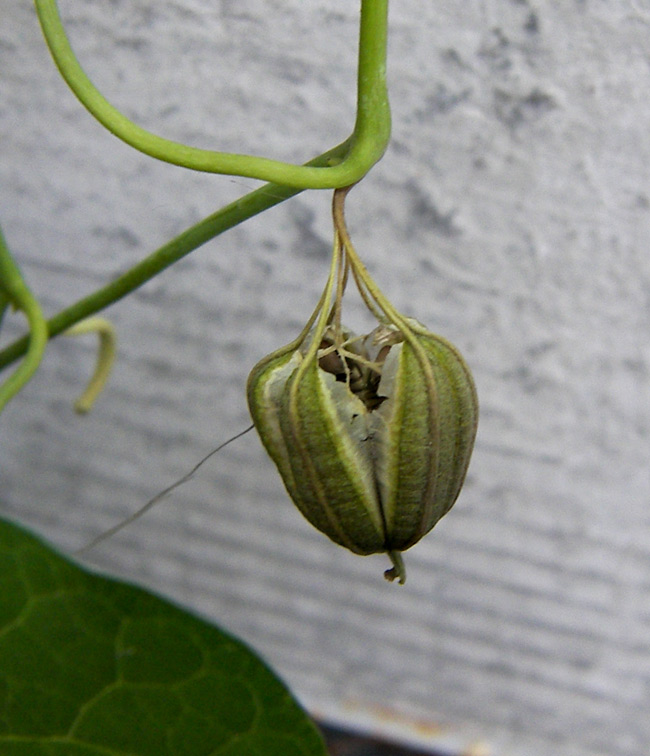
[2,2,650,755]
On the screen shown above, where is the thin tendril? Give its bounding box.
[76,425,254,554]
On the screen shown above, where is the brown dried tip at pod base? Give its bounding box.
[247,187,478,584]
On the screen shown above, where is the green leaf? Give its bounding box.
[0,517,326,756]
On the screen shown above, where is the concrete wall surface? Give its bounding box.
[2,2,650,755]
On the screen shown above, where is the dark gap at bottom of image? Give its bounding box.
[320,722,448,756]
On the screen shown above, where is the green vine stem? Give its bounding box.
[0,142,348,375]
[0,226,48,411]
[35,0,391,188]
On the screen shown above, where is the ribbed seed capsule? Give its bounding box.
[247,320,478,583]
[247,187,478,583]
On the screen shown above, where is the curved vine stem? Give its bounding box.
[1,3,393,399]
[34,0,391,189]
[0,226,48,412]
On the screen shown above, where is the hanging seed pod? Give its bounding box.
[247,189,478,583]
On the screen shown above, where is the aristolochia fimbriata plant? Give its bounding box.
[1,1,478,584]
[248,188,478,584]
